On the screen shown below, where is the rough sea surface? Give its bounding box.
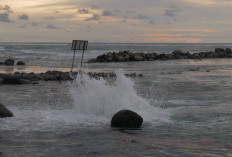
[0,43,232,156]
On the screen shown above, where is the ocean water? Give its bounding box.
[0,43,232,156]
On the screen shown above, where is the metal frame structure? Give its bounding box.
[70,40,88,72]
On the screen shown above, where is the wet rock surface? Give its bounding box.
[0,59,25,66]
[87,48,232,63]
[16,61,25,65]
[0,71,142,85]
[4,59,14,66]
[0,103,13,118]
[111,110,143,128]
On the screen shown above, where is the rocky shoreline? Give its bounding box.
[87,48,232,63]
[0,71,142,85]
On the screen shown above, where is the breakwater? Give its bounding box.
[87,48,232,63]
[0,71,142,85]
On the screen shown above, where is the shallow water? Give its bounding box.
[1,43,232,156]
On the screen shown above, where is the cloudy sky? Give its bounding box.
[0,0,232,43]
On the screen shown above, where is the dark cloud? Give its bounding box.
[137,14,149,19]
[46,25,59,29]
[0,13,13,23]
[78,8,89,14]
[18,14,29,20]
[85,14,101,21]
[164,6,181,16]
[102,10,113,16]
[0,5,13,13]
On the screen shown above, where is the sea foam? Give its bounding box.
[69,69,169,123]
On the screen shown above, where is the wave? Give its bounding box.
[69,69,170,123]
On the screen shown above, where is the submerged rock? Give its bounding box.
[0,103,13,118]
[111,110,143,128]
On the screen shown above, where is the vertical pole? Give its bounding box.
[71,50,76,72]
[81,49,85,67]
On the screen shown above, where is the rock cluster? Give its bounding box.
[0,71,142,85]
[87,48,232,63]
[0,59,25,66]
[111,110,143,128]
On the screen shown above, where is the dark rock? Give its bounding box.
[106,57,113,62]
[172,50,184,56]
[116,56,125,62]
[87,48,232,63]
[215,48,225,53]
[18,79,38,84]
[133,55,143,61]
[205,52,214,58]
[1,75,38,84]
[218,51,226,58]
[111,110,143,128]
[124,54,130,61]
[4,59,14,66]
[192,53,201,59]
[225,48,232,54]
[17,61,25,65]
[0,103,13,118]
[0,71,141,85]
[174,54,183,59]
[167,54,174,59]
[199,52,205,58]
[189,68,199,71]
[0,77,3,85]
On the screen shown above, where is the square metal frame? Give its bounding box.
[71,40,88,50]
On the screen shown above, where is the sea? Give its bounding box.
[0,43,232,156]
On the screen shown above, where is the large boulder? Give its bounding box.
[4,59,14,66]
[111,110,143,128]
[116,56,125,62]
[225,48,232,54]
[16,61,25,65]
[0,103,13,118]
[215,48,225,53]
[172,50,184,56]
[133,54,143,61]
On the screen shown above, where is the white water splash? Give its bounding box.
[69,69,169,122]
[0,69,169,131]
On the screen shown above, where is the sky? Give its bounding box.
[0,0,232,43]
